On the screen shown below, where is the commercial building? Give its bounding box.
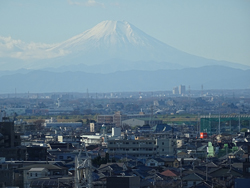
[200,114,250,135]
[97,115,114,124]
[173,87,178,95]
[0,114,26,160]
[122,118,163,127]
[98,111,156,127]
[179,85,185,95]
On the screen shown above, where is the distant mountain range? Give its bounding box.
[0,20,249,93]
[0,66,249,93]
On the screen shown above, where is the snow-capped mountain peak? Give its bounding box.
[49,20,157,52]
[1,20,247,70]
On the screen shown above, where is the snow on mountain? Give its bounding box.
[50,20,157,50]
[0,20,249,70]
[46,20,188,66]
[46,20,248,69]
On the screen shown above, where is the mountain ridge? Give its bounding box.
[0,20,249,70]
[0,65,249,93]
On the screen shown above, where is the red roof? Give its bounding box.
[160,169,178,177]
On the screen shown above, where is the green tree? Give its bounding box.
[241,128,248,132]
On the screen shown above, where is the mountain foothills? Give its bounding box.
[0,20,249,92]
[0,66,249,93]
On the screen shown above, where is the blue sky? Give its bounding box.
[0,0,250,66]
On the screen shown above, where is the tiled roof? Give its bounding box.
[160,170,178,177]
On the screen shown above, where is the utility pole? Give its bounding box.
[218,113,221,135]
[150,105,153,127]
[206,157,208,181]
[239,115,241,133]
[180,159,183,187]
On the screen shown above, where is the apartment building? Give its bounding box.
[107,137,175,158]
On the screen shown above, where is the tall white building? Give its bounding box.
[179,85,185,95]
[90,123,95,132]
[173,87,178,95]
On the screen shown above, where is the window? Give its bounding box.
[162,149,164,151]
[35,173,37,177]
[162,142,164,145]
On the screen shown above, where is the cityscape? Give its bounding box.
[1,1,250,188]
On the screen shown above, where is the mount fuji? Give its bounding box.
[0,20,250,93]
[0,20,248,71]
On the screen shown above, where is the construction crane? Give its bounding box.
[75,143,92,188]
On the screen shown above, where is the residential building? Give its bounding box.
[107,137,175,158]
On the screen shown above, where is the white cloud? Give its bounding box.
[0,36,69,60]
[67,0,105,8]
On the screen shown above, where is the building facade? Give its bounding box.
[107,138,175,158]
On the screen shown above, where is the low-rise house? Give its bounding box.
[17,164,68,188]
[145,158,160,167]
[163,157,180,168]
[209,167,243,187]
[182,173,204,188]
[160,169,179,178]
